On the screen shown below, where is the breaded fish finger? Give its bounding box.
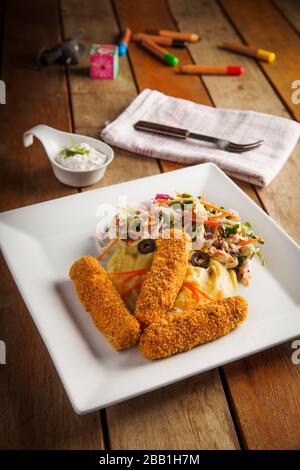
[135,230,191,329]
[69,256,140,350]
[140,296,248,359]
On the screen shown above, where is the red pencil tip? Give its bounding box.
[227,65,244,75]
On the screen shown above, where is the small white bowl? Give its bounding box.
[23,125,114,188]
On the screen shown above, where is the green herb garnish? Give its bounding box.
[242,221,256,238]
[60,144,90,159]
[255,250,265,265]
[224,224,240,238]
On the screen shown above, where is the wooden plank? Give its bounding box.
[0,11,76,211]
[104,0,241,450]
[60,0,160,189]
[170,0,300,449]
[107,373,239,450]
[219,0,300,244]
[221,0,300,122]
[114,1,212,105]
[224,344,300,449]
[0,0,103,449]
[273,0,300,35]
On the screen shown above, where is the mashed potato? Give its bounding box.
[107,241,155,311]
[107,241,154,272]
[107,241,237,312]
[173,261,237,311]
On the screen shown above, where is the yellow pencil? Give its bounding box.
[220,41,276,63]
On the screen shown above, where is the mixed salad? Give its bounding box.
[100,192,264,286]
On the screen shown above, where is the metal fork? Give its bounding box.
[134,121,264,153]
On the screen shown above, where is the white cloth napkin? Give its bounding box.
[101,89,300,186]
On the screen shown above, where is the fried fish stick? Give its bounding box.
[135,230,191,329]
[140,296,248,359]
[69,256,140,350]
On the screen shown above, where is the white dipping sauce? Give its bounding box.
[55,142,106,170]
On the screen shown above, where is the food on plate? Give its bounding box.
[55,142,106,170]
[69,256,140,350]
[106,241,156,312]
[98,191,264,306]
[140,296,248,359]
[173,260,238,311]
[69,190,264,359]
[106,241,237,312]
[135,230,191,329]
[190,250,210,268]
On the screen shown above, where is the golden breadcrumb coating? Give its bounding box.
[135,230,191,330]
[140,296,248,359]
[69,256,140,350]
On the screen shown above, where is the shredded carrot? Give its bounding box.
[183,282,213,301]
[238,237,261,246]
[183,282,200,302]
[109,268,147,295]
[155,198,172,204]
[122,277,146,297]
[196,287,214,301]
[97,239,117,260]
[156,197,194,205]
[207,214,226,220]
[120,272,145,292]
[110,268,147,276]
[183,298,194,310]
[204,220,221,227]
[200,199,239,219]
[192,213,221,226]
[157,195,238,221]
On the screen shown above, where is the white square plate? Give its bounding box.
[1,163,300,414]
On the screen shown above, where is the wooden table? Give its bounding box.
[1,0,300,450]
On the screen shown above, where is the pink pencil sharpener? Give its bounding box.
[90,44,119,79]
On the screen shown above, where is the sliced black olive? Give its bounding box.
[137,239,156,254]
[190,251,210,269]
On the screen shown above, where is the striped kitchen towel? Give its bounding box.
[101,88,300,186]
